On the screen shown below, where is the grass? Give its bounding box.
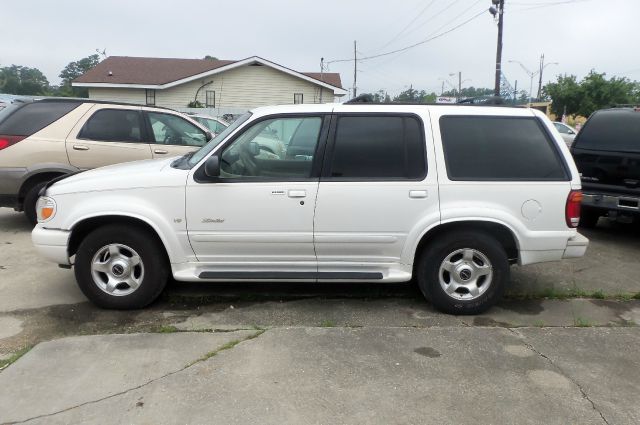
[506,288,640,301]
[533,320,545,327]
[320,320,336,328]
[574,317,593,327]
[0,346,32,371]
[155,325,179,333]
[186,329,265,367]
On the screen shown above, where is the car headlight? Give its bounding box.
[36,196,57,222]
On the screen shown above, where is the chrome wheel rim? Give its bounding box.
[438,248,493,301]
[90,244,144,297]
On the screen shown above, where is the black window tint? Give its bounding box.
[329,116,425,179]
[0,101,80,136]
[574,110,640,153]
[440,116,567,181]
[79,109,142,142]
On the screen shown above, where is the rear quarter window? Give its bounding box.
[439,116,568,181]
[573,110,640,153]
[0,101,81,136]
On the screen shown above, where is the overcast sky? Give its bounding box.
[3,0,639,98]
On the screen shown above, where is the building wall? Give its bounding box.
[88,64,338,110]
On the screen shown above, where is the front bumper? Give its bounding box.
[562,233,589,259]
[31,226,71,265]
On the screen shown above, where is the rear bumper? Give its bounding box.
[562,233,589,259]
[583,192,640,214]
[31,226,71,265]
[0,167,27,208]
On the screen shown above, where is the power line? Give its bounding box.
[327,8,488,65]
[373,0,438,52]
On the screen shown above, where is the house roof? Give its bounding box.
[73,56,344,93]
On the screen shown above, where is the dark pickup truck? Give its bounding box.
[571,107,640,227]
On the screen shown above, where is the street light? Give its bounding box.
[508,59,557,105]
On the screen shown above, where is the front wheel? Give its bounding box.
[417,231,509,315]
[74,225,169,309]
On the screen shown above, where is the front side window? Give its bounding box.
[328,115,426,179]
[79,109,142,143]
[219,116,322,178]
[146,89,155,106]
[440,116,568,181]
[148,112,207,146]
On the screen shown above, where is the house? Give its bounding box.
[73,56,346,111]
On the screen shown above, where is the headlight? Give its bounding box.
[36,196,57,222]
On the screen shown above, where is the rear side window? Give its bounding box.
[0,101,80,136]
[79,109,143,143]
[574,110,640,153]
[440,116,568,181]
[328,115,426,179]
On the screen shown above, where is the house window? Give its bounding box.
[294,93,303,104]
[145,89,155,106]
[205,90,215,108]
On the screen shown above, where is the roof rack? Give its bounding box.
[343,94,513,107]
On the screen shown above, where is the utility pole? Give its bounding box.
[536,53,544,100]
[319,57,324,103]
[441,81,445,96]
[493,0,505,97]
[513,80,518,104]
[353,40,357,98]
[458,71,462,101]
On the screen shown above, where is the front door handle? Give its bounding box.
[409,190,428,199]
[154,149,168,154]
[73,145,89,151]
[288,190,306,198]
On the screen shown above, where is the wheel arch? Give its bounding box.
[67,214,171,265]
[412,220,520,272]
[18,171,69,208]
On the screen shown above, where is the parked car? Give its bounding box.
[553,121,578,147]
[32,103,588,314]
[188,114,229,135]
[570,107,640,227]
[0,98,212,223]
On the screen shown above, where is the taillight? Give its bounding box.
[0,135,26,150]
[566,190,583,228]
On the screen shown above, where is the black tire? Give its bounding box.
[416,231,509,315]
[579,207,600,229]
[23,181,48,225]
[74,224,169,309]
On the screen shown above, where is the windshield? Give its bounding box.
[187,112,252,167]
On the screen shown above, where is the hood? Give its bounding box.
[47,157,187,196]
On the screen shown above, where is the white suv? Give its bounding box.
[32,103,589,314]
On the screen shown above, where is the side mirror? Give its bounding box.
[205,131,213,142]
[204,156,220,178]
[568,130,575,135]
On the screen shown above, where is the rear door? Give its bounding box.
[144,111,209,159]
[312,109,440,279]
[66,105,152,169]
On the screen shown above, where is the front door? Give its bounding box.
[66,105,153,169]
[186,115,329,277]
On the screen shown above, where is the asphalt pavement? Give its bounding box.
[1,208,640,424]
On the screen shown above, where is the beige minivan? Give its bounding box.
[0,98,213,223]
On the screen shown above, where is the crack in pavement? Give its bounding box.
[508,328,611,425]
[7,329,267,425]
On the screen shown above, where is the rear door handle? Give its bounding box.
[154,149,168,154]
[409,190,428,199]
[73,145,89,151]
[288,190,307,198]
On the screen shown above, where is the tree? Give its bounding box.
[203,55,219,61]
[58,54,101,97]
[393,87,437,103]
[544,71,639,118]
[0,65,50,95]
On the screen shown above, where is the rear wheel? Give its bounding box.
[23,181,48,225]
[74,225,169,309]
[417,231,509,315]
